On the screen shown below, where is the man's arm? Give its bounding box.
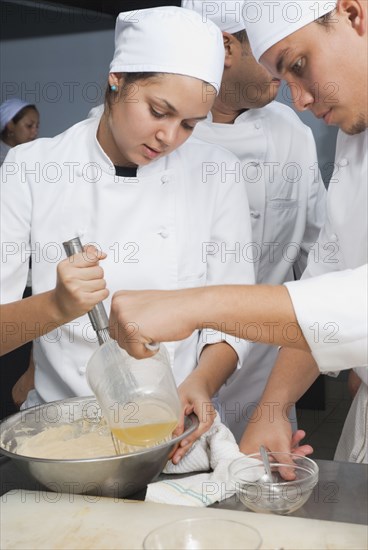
[239,347,317,476]
[110,284,309,358]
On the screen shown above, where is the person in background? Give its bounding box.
[109,0,367,465]
[0,98,39,418]
[0,7,255,456]
[179,0,326,446]
[0,98,39,165]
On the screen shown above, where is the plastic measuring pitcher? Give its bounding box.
[63,237,181,450]
[87,342,181,448]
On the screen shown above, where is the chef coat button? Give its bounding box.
[339,158,349,167]
[158,229,170,238]
[254,123,261,130]
[78,366,86,375]
[330,233,338,242]
[161,175,170,184]
[250,210,261,219]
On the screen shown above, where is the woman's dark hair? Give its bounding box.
[1,104,39,139]
[12,105,38,124]
[105,72,161,111]
[316,9,336,28]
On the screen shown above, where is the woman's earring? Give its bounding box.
[111,85,118,92]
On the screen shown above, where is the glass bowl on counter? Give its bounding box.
[143,517,262,550]
[229,452,319,515]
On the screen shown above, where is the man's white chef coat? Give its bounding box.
[285,129,368,463]
[0,116,255,403]
[194,101,327,441]
[285,130,368,371]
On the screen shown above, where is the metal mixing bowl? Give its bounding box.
[229,452,319,515]
[0,396,198,498]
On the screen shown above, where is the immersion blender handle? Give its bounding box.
[62,237,110,342]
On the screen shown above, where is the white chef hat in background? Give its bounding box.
[243,0,338,61]
[182,1,246,33]
[0,98,34,132]
[110,6,225,93]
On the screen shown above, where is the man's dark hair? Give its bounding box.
[232,29,249,44]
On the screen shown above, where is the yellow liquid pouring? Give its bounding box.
[109,399,178,448]
[111,420,178,447]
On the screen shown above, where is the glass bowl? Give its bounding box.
[229,452,319,515]
[142,518,262,549]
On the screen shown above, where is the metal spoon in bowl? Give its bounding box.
[259,445,274,483]
[259,445,283,498]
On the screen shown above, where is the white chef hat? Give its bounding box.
[182,1,246,33]
[110,6,225,93]
[0,98,34,132]
[244,0,338,61]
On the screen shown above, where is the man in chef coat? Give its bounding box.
[237,0,368,463]
[181,0,326,443]
[110,0,367,464]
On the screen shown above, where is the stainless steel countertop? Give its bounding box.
[1,455,367,525]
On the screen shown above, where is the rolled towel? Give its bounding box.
[145,413,260,506]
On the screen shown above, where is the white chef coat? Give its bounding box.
[286,130,368,370]
[0,116,255,403]
[194,102,327,441]
[286,129,368,463]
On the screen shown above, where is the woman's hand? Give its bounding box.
[12,354,35,407]
[53,245,109,322]
[168,376,216,464]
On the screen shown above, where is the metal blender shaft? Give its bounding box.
[63,237,110,345]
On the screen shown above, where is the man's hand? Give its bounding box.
[110,289,199,358]
[240,408,313,480]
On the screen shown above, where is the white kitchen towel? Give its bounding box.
[145,413,259,506]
